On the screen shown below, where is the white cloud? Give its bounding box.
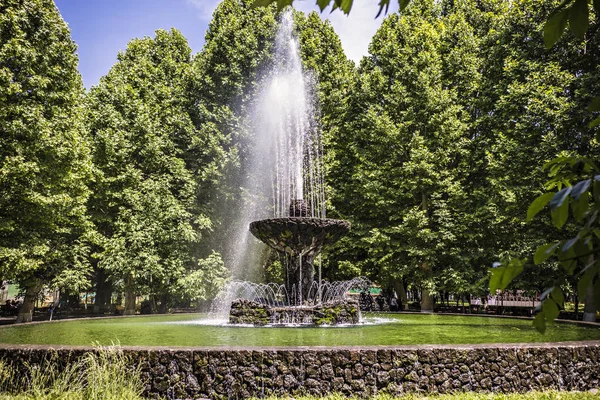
[293,0,398,63]
[185,0,222,20]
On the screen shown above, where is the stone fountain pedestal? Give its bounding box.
[249,217,350,305]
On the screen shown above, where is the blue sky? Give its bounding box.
[54,0,397,88]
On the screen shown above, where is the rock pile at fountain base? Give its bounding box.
[229,299,360,326]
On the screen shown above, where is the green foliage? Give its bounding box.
[193,0,277,110]
[3,0,599,322]
[192,0,353,281]
[299,0,599,311]
[85,29,228,305]
[257,0,600,318]
[0,0,93,297]
[472,0,599,326]
[254,0,354,13]
[265,258,285,284]
[492,158,600,332]
[528,193,556,221]
[489,259,526,293]
[544,9,570,48]
[544,0,597,47]
[189,0,278,271]
[172,252,228,301]
[252,0,410,17]
[326,0,499,296]
[541,0,600,129]
[295,9,354,129]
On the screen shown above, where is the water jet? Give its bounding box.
[216,10,361,325]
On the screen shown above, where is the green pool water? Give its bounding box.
[1,313,598,347]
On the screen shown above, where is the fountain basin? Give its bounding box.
[2,314,600,397]
[249,217,350,256]
[2,313,599,347]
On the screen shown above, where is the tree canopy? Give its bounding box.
[85,29,229,314]
[0,0,92,322]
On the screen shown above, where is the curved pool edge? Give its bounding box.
[0,312,187,328]
[2,339,600,351]
[1,340,599,398]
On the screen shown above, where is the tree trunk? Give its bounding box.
[398,281,408,310]
[94,268,113,313]
[16,278,43,323]
[159,294,168,314]
[420,288,434,313]
[583,284,596,322]
[391,278,409,310]
[151,295,159,314]
[124,274,136,315]
[52,289,60,308]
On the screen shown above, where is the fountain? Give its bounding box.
[234,201,356,325]
[216,11,362,325]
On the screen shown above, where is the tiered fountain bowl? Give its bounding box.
[249,217,350,258]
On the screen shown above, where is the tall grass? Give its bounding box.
[0,345,145,400]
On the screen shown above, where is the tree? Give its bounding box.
[294,10,354,137]
[472,0,588,292]
[326,1,479,310]
[86,29,227,314]
[255,0,600,48]
[0,0,93,322]
[487,0,600,330]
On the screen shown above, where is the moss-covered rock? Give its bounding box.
[229,299,360,326]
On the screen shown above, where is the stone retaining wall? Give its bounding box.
[1,343,599,399]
